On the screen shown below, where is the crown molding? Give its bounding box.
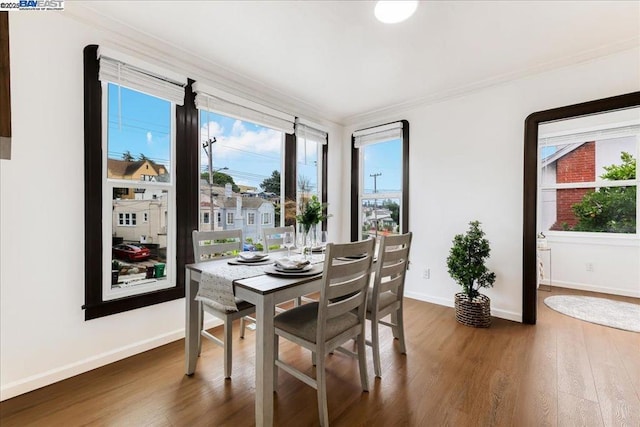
[343,38,640,127]
[64,3,638,129]
[64,2,342,128]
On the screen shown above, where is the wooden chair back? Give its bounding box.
[317,238,376,346]
[372,232,412,309]
[262,225,295,253]
[192,229,243,261]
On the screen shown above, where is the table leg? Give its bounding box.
[255,293,275,427]
[185,269,199,375]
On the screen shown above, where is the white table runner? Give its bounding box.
[195,253,324,312]
[196,262,272,311]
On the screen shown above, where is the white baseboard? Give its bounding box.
[404,291,523,323]
[551,280,640,298]
[0,318,223,402]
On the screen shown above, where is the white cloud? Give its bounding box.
[199,119,282,162]
[231,120,245,136]
[146,131,153,144]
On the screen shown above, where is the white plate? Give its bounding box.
[237,254,269,263]
[264,265,322,277]
[274,264,312,273]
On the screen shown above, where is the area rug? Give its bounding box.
[544,295,640,333]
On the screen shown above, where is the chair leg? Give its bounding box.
[371,316,382,378]
[390,311,400,340]
[197,303,203,357]
[357,331,369,392]
[240,316,246,339]
[223,319,232,379]
[316,355,329,427]
[273,334,279,392]
[396,306,407,354]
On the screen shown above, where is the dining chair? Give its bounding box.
[192,229,256,379]
[262,225,295,253]
[366,232,412,378]
[273,238,375,427]
[262,225,315,307]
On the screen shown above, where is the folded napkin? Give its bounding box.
[239,252,268,261]
[274,258,311,270]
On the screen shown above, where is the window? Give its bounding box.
[117,212,137,226]
[351,121,409,241]
[84,46,326,318]
[203,212,210,224]
[103,82,176,300]
[538,108,639,235]
[262,212,271,225]
[83,45,196,320]
[195,82,291,245]
[295,119,327,229]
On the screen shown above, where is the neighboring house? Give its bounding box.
[107,158,168,199]
[109,158,169,246]
[112,194,168,249]
[540,136,635,231]
[363,207,397,232]
[198,180,276,241]
[217,195,275,242]
[199,181,227,231]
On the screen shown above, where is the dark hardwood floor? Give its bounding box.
[1,287,638,426]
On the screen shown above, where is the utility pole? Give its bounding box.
[203,137,216,230]
[370,172,382,238]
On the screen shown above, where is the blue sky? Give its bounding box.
[108,83,402,192]
[199,110,282,189]
[362,139,402,193]
[107,84,171,167]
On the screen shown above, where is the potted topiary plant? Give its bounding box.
[446,220,496,328]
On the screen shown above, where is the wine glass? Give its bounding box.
[318,230,329,256]
[283,231,294,258]
[297,224,308,259]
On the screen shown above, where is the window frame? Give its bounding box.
[350,120,410,241]
[522,91,640,325]
[262,212,270,225]
[247,212,255,225]
[537,130,638,237]
[287,125,329,231]
[227,212,234,225]
[83,45,198,320]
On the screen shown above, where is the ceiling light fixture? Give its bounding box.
[374,1,418,24]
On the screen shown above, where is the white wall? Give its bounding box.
[2,11,638,402]
[547,234,639,297]
[343,48,640,320]
[0,13,345,400]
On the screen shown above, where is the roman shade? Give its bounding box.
[353,121,403,148]
[539,124,640,147]
[295,118,328,145]
[193,82,295,134]
[97,47,187,105]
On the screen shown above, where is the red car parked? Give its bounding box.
[112,244,151,262]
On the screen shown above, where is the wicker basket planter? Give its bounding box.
[455,293,491,328]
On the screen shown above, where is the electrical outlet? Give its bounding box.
[586,262,594,272]
[423,268,430,279]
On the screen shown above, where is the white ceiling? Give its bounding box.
[70,1,639,125]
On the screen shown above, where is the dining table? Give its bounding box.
[184,252,324,427]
